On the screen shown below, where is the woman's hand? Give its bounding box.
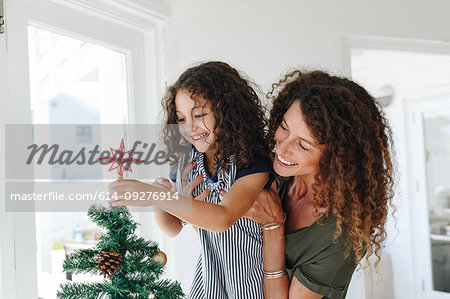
[243,182,284,226]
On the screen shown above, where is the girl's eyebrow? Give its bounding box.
[282,118,316,147]
[193,104,208,109]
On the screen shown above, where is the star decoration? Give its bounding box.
[98,138,144,178]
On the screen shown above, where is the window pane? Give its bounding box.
[27,25,130,299]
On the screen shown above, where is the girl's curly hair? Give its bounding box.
[268,70,395,266]
[162,61,269,171]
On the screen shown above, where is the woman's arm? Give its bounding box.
[289,277,323,299]
[245,185,323,299]
[245,187,289,298]
[261,227,321,299]
[263,225,290,298]
[263,228,323,298]
[109,172,269,232]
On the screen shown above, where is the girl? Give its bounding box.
[110,61,275,299]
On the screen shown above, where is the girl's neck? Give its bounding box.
[204,151,218,175]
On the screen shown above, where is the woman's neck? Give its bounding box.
[283,175,327,231]
[290,175,313,202]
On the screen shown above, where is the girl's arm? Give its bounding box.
[153,208,183,238]
[151,174,209,237]
[244,185,322,299]
[109,172,269,232]
[151,177,183,237]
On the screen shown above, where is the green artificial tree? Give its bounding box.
[57,204,184,299]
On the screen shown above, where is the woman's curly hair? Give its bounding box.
[268,70,395,266]
[162,61,269,171]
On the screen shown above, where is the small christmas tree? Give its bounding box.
[57,205,184,299]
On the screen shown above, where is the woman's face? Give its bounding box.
[175,88,217,158]
[273,102,324,181]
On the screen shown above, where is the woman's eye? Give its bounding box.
[280,123,287,130]
[195,114,205,119]
[176,118,186,123]
[298,142,308,151]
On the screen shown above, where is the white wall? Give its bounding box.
[159,1,450,298]
[164,0,450,88]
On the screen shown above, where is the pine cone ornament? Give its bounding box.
[151,251,167,266]
[96,251,123,277]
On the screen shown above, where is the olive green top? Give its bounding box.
[279,177,359,299]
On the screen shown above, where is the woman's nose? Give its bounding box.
[276,137,292,156]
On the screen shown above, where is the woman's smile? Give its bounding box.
[276,154,298,166]
[273,103,323,179]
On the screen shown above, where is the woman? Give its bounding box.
[244,70,395,299]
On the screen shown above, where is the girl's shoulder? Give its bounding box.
[235,155,277,189]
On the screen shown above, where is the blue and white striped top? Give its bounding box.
[172,147,275,299]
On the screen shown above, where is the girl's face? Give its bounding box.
[175,88,217,158]
[273,102,324,181]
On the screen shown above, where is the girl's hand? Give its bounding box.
[179,161,211,201]
[243,182,284,226]
[108,173,211,207]
[153,177,175,191]
[109,179,157,207]
[154,173,212,202]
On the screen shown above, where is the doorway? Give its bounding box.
[351,47,450,299]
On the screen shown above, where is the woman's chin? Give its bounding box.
[273,159,298,177]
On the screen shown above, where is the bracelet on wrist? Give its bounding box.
[262,213,286,231]
[263,268,287,279]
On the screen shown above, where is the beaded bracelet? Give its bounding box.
[262,213,286,231]
[263,269,287,279]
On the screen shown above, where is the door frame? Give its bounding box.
[406,94,450,299]
[343,35,450,299]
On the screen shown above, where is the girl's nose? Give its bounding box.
[184,117,198,131]
[179,119,195,137]
[191,121,199,132]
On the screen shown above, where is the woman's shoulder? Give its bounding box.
[285,216,353,265]
[285,216,359,299]
[286,215,340,243]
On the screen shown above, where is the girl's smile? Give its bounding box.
[192,132,209,141]
[175,88,217,160]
